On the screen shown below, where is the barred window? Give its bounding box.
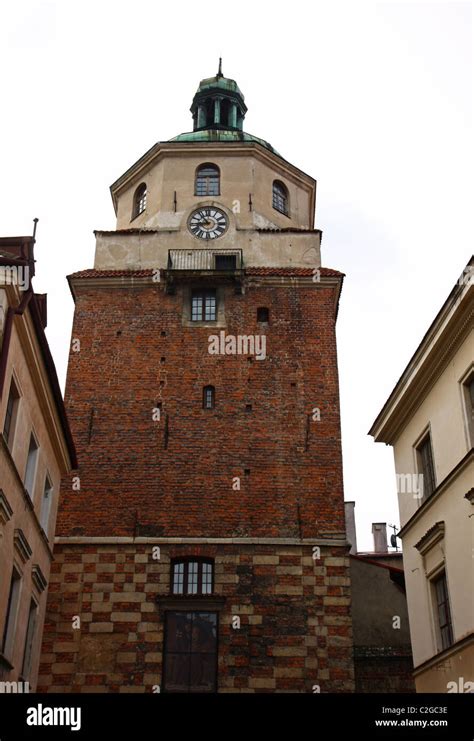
[163,611,218,693]
[272,180,289,216]
[191,290,216,321]
[195,164,220,197]
[133,183,147,218]
[171,559,214,595]
[203,386,215,409]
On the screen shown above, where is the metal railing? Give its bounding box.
[167,249,243,271]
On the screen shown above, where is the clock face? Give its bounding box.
[188,207,228,240]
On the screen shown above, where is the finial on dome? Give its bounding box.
[217,57,223,78]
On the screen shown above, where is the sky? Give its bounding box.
[0,0,471,550]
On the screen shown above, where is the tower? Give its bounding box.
[39,65,354,693]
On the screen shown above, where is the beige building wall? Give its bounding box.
[94,144,321,273]
[113,145,315,233]
[370,265,473,693]
[394,331,473,525]
[0,280,74,690]
[93,227,322,272]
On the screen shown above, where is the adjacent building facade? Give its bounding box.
[370,259,473,692]
[38,67,355,693]
[0,235,76,690]
[345,510,415,694]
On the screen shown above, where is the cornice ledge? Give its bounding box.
[414,521,445,555]
[0,488,13,525]
[14,528,33,563]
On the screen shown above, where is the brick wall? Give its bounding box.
[39,543,354,693]
[57,275,345,540]
[39,271,354,691]
[354,653,415,693]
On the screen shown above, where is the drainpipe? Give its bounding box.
[0,288,33,400]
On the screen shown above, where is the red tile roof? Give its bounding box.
[68,268,155,278]
[255,228,321,234]
[94,229,160,235]
[69,266,344,279]
[245,267,344,277]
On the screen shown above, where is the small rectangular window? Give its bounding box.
[203,386,215,409]
[2,378,20,449]
[171,560,214,596]
[24,434,39,499]
[433,572,453,651]
[215,254,236,271]
[416,433,436,500]
[191,290,216,322]
[2,567,22,659]
[40,475,53,538]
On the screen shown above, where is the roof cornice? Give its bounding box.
[369,258,473,444]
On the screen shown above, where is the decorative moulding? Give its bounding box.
[14,528,32,564]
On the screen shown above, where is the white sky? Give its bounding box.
[0,1,471,550]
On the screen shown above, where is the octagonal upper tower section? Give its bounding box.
[111,141,316,232]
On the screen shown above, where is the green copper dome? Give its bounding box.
[196,74,244,98]
[169,60,278,154]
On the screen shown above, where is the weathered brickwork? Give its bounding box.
[57,275,345,540]
[39,270,354,692]
[38,543,353,693]
[354,654,415,693]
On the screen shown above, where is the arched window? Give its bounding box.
[133,183,147,219]
[272,180,289,216]
[195,164,220,197]
[171,558,214,595]
[203,385,215,409]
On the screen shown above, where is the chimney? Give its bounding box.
[344,501,357,555]
[372,522,388,553]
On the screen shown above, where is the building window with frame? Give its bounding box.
[433,571,453,651]
[172,559,214,595]
[21,599,38,680]
[163,610,218,693]
[272,180,289,216]
[195,164,220,197]
[132,183,147,219]
[2,378,20,450]
[1,567,22,660]
[416,432,436,500]
[462,369,474,447]
[203,386,215,410]
[257,307,269,323]
[40,475,53,538]
[24,433,39,499]
[191,289,217,322]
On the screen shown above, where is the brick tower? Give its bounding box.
[39,65,354,693]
